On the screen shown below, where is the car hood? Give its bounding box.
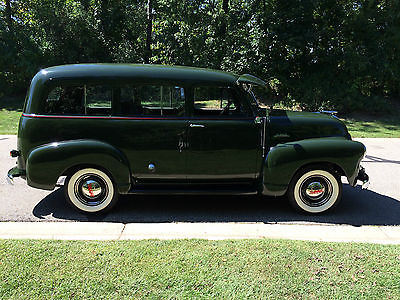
[268,109,351,146]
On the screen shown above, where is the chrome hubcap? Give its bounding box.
[74,174,108,206]
[305,182,325,197]
[299,175,332,207]
[81,180,102,198]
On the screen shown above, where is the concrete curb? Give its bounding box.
[0,222,125,240]
[1,222,400,244]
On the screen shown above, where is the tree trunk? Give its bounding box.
[218,0,229,68]
[144,0,153,64]
[221,0,229,36]
[5,0,12,31]
[222,0,229,14]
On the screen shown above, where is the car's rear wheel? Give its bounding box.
[288,167,342,214]
[64,168,118,213]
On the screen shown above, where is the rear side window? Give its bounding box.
[44,85,112,115]
[118,85,185,117]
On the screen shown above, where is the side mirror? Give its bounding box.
[254,116,263,124]
[254,108,268,124]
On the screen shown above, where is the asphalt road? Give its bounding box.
[1,135,399,226]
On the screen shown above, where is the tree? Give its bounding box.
[0,0,398,113]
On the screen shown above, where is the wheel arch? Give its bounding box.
[61,163,116,180]
[290,162,345,181]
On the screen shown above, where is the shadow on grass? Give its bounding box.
[0,96,25,111]
[33,184,400,226]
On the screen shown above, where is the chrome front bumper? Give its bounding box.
[7,167,25,185]
[355,166,369,189]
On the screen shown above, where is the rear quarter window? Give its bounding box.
[44,85,112,116]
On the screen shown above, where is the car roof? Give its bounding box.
[38,63,240,85]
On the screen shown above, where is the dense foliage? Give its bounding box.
[1,0,399,112]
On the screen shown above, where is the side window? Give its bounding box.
[193,86,250,117]
[44,85,112,115]
[44,86,84,115]
[85,86,112,115]
[119,85,185,117]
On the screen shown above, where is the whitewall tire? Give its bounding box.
[65,168,118,213]
[288,168,342,214]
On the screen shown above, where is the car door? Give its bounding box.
[186,85,261,183]
[114,84,188,183]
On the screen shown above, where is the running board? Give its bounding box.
[127,188,258,196]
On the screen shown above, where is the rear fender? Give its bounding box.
[26,139,131,192]
[261,137,366,196]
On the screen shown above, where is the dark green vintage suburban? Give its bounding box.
[8,64,369,214]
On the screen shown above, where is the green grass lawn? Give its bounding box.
[0,96,23,135]
[0,109,21,135]
[342,115,400,138]
[0,239,399,299]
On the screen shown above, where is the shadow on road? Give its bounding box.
[364,155,400,164]
[32,184,400,226]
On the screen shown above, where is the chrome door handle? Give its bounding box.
[189,124,205,128]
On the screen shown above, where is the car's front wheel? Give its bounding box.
[65,168,118,213]
[288,167,342,214]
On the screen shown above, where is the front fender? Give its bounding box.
[26,139,131,192]
[262,137,366,196]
